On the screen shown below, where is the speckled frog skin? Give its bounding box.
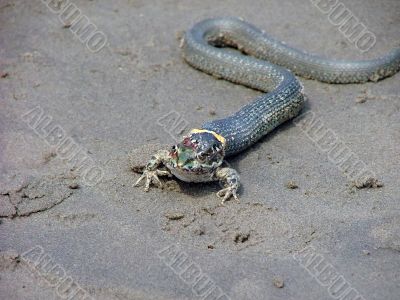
[134,17,400,205]
[134,130,240,204]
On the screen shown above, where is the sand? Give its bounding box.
[1,0,399,299]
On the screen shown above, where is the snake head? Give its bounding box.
[168,130,225,175]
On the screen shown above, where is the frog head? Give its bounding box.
[168,129,225,178]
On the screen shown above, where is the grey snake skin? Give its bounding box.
[182,17,400,156]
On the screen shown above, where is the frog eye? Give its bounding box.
[170,145,177,153]
[197,152,207,162]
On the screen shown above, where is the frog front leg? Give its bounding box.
[134,150,172,191]
[215,167,240,205]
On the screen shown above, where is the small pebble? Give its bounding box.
[164,212,184,220]
[68,182,79,189]
[273,276,284,288]
[285,181,298,189]
[354,177,383,189]
[193,225,205,236]
[355,95,367,103]
[234,232,250,243]
[209,109,216,116]
[362,250,370,255]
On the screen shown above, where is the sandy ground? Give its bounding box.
[1,0,399,299]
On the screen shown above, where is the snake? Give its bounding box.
[134,17,400,204]
[183,17,400,155]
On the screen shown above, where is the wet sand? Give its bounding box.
[1,0,399,299]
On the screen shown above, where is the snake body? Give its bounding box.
[182,17,400,156]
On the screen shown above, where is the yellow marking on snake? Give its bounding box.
[190,129,226,145]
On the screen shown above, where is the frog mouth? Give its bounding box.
[176,164,210,174]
